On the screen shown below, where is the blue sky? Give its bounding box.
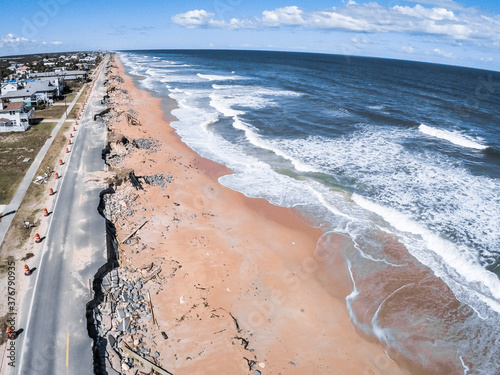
[0,0,499,71]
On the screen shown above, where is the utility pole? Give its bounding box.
[63,72,68,118]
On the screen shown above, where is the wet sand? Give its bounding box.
[102,54,408,374]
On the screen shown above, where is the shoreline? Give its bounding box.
[98,54,409,374]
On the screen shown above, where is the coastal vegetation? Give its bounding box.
[0,121,57,204]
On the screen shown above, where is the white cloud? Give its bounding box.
[351,37,367,43]
[0,33,31,48]
[171,9,214,29]
[393,4,455,20]
[0,33,64,50]
[171,3,500,47]
[172,9,254,30]
[480,57,494,62]
[208,18,255,30]
[262,6,305,26]
[427,48,454,58]
[404,0,463,10]
[401,45,416,53]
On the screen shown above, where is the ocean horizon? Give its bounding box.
[119,49,500,373]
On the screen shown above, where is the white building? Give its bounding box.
[0,79,64,106]
[0,101,35,132]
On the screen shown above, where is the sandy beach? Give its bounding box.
[99,54,409,374]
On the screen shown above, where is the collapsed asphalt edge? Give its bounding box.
[86,140,118,375]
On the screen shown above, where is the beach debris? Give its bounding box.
[141,265,162,283]
[229,312,241,333]
[147,291,159,327]
[94,108,111,121]
[125,112,139,125]
[112,75,124,83]
[33,172,50,184]
[244,357,257,371]
[141,172,172,188]
[234,336,250,350]
[129,171,143,190]
[121,344,173,375]
[121,220,148,244]
[133,137,158,150]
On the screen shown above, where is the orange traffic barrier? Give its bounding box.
[70,133,73,138]
[6,327,15,339]
[66,147,69,153]
[59,159,64,165]
[24,265,31,276]
[43,208,48,217]
[35,233,41,243]
[68,139,71,145]
[55,172,59,179]
[73,127,76,131]
[49,188,54,196]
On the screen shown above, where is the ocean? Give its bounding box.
[119,49,500,373]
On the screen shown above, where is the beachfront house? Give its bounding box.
[1,81,21,95]
[0,79,63,106]
[0,101,35,132]
[29,70,88,82]
[15,66,30,78]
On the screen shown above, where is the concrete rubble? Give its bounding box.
[93,263,172,374]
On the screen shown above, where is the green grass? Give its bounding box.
[0,121,71,256]
[32,105,68,120]
[76,84,90,105]
[0,122,57,204]
[67,104,81,120]
[63,83,84,102]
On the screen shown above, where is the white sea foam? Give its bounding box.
[212,84,302,97]
[368,105,385,110]
[419,124,487,150]
[352,193,500,314]
[207,91,317,173]
[197,73,244,81]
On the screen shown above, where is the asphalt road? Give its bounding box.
[11,56,110,375]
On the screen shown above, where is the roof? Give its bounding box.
[1,81,56,99]
[29,70,87,78]
[1,102,24,111]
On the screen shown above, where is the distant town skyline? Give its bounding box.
[1,0,499,71]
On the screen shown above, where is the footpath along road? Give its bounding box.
[9,55,111,375]
[0,86,85,245]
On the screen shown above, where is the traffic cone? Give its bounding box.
[49,188,54,196]
[66,147,69,153]
[24,264,31,276]
[68,139,71,145]
[73,127,76,131]
[55,172,59,179]
[6,327,15,339]
[43,208,48,217]
[59,159,63,166]
[35,233,41,243]
[70,133,73,138]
